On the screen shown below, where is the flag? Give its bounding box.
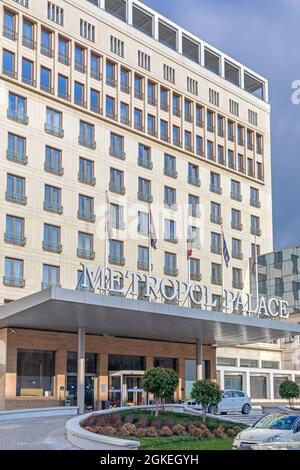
[222,229,230,268]
[149,208,157,249]
[105,192,113,240]
[187,226,193,259]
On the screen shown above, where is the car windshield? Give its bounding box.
[254,415,298,431]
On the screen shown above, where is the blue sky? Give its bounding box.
[141,0,300,250]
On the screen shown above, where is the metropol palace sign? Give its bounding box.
[80,264,290,320]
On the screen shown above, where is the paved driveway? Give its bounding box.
[0,416,77,450]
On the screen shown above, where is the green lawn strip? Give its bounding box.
[138,436,234,451]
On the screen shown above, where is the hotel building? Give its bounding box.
[0,0,299,412]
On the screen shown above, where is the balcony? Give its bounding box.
[211,276,222,286]
[5,192,27,205]
[22,35,36,50]
[3,276,25,288]
[2,67,18,79]
[228,134,235,143]
[148,96,157,107]
[135,90,144,101]
[44,162,64,176]
[121,116,131,126]
[189,208,201,219]
[41,44,54,58]
[233,280,244,290]
[207,125,215,133]
[247,142,254,151]
[238,139,245,147]
[58,54,71,66]
[78,136,96,150]
[106,111,118,121]
[173,139,182,148]
[41,83,54,95]
[75,62,87,74]
[251,227,262,237]
[185,114,193,123]
[90,104,102,115]
[207,154,216,162]
[138,192,153,203]
[257,173,264,182]
[173,108,181,118]
[58,90,71,102]
[109,182,125,195]
[164,235,178,244]
[3,26,18,41]
[109,255,125,266]
[165,201,178,211]
[211,244,222,255]
[188,175,201,187]
[164,266,178,277]
[231,221,243,231]
[6,150,28,165]
[218,129,225,138]
[7,109,29,125]
[22,75,36,87]
[231,192,242,202]
[257,146,263,155]
[196,119,204,128]
[232,251,244,260]
[137,261,150,271]
[4,233,26,246]
[250,198,261,208]
[106,77,117,88]
[91,69,102,81]
[121,84,131,94]
[190,272,202,282]
[161,134,170,143]
[160,101,169,112]
[210,184,222,195]
[109,146,126,160]
[164,167,178,178]
[45,123,64,138]
[77,209,95,223]
[42,282,61,290]
[210,214,223,225]
[42,241,62,253]
[77,248,95,260]
[138,157,153,170]
[78,172,96,186]
[44,201,63,214]
[185,144,194,153]
[75,98,87,109]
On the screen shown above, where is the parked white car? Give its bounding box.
[233,414,300,449]
[185,389,252,415]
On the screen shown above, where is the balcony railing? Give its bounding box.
[77,209,96,223]
[2,67,18,79]
[41,83,54,95]
[7,109,29,125]
[250,198,261,208]
[233,281,244,290]
[5,192,27,205]
[41,44,54,58]
[109,182,125,195]
[218,129,225,138]
[160,101,169,112]
[173,108,181,118]
[42,282,61,290]
[207,125,215,133]
[188,175,201,187]
[58,91,71,101]
[164,167,178,178]
[43,201,63,214]
[44,162,64,176]
[121,84,130,94]
[78,172,96,186]
[135,90,144,101]
[22,35,36,50]
[210,184,222,195]
[109,255,125,266]
[238,139,245,147]
[165,201,178,211]
[232,251,244,260]
[190,272,202,282]
[106,76,117,88]
[109,146,126,160]
[42,241,62,253]
[78,136,96,149]
[58,53,71,66]
[185,114,193,123]
[45,123,64,138]
[75,62,87,74]
[189,208,201,218]
[164,235,178,244]
[228,133,235,142]
[257,146,263,155]
[251,227,262,237]
[210,214,223,225]
[91,69,102,81]
[211,244,222,255]
[148,96,157,106]
[211,276,222,286]
[106,111,118,121]
[196,119,204,128]
[90,104,102,114]
[77,248,95,260]
[3,26,18,41]
[22,75,36,87]
[232,221,243,231]
[164,266,178,277]
[231,192,242,202]
[3,276,25,288]
[6,150,28,165]
[138,192,153,203]
[4,233,26,246]
[137,261,150,271]
[138,157,153,170]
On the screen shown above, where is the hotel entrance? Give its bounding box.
[109,372,146,407]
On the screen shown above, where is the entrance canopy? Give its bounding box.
[1,288,300,346]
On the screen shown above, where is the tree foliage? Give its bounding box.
[191,379,222,423]
[279,380,300,408]
[142,368,179,416]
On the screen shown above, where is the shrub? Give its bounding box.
[164,420,175,429]
[121,423,136,436]
[172,424,186,436]
[123,415,134,424]
[104,426,116,436]
[226,428,237,437]
[94,426,106,435]
[187,424,196,433]
[191,427,204,439]
[160,426,173,437]
[145,426,158,437]
[279,380,300,408]
[213,426,226,438]
[135,428,147,437]
[151,419,162,430]
[201,428,213,439]
[110,414,121,426]
[84,426,95,433]
[136,416,150,428]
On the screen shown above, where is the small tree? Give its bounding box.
[191,379,222,423]
[142,368,179,416]
[279,380,300,408]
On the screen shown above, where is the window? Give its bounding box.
[196,136,203,156]
[134,108,143,131]
[228,150,235,169]
[134,74,143,100]
[207,140,214,161]
[43,224,61,253]
[275,277,284,296]
[120,102,130,125]
[4,257,24,287]
[250,187,260,208]
[173,93,181,117]
[132,5,153,36]
[159,21,177,51]
[90,89,100,113]
[196,105,204,127]
[210,172,222,194]
[110,168,124,194]
[106,96,116,120]
[165,186,176,209]
[40,66,52,93]
[160,88,169,112]
[238,154,244,173]
[138,51,151,71]
[247,129,254,151]
[138,177,152,203]
[79,121,95,149]
[187,77,198,95]
[7,133,27,164]
[163,64,175,83]
[105,0,126,22]
[78,195,95,222]
[58,74,69,100]
[5,215,25,246]
[147,81,156,106]
[164,252,178,276]
[3,10,17,41]
[44,185,62,214]
[262,361,280,369]
[45,145,63,176]
[41,28,53,57]
[43,264,60,289]
[211,263,222,285]
[211,232,221,254]
[257,162,263,181]
[189,226,201,250]
[138,144,152,169]
[164,219,177,243]
[78,232,94,260]
[164,154,177,178]
[225,60,240,86]
[185,99,192,122]
[188,163,200,186]
[110,133,125,159]
[218,145,224,165]
[244,72,265,100]
[217,357,237,367]
[23,20,35,50]
[74,82,85,107]
[232,208,242,231]
[6,174,26,205]
[173,125,180,147]
[190,258,201,281]
[185,131,192,152]
[16,350,55,397]
[109,240,125,266]
[79,157,95,186]
[137,211,149,236]
[110,35,124,57]
[231,180,241,201]
[2,49,16,78]
[75,45,86,73]
[147,114,156,136]
[110,203,124,230]
[138,246,149,271]
[256,134,264,155]
[248,109,258,126]
[211,202,222,225]
[229,99,239,116]
[183,35,200,63]
[232,239,242,260]
[251,215,261,236]
[209,88,219,106]
[228,120,235,142]
[22,58,34,86]
[188,194,199,218]
[207,110,214,132]
[91,53,101,80]
[160,120,168,142]
[233,267,243,289]
[58,36,70,65]
[45,107,63,138]
[80,19,95,42]
[48,2,64,25]
[121,67,130,93]
[205,49,220,75]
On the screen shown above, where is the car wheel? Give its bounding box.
[208,405,218,415]
[242,403,251,415]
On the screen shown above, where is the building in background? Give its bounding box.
[0,0,298,410]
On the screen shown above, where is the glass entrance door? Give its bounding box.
[66,375,95,409]
[124,376,144,406]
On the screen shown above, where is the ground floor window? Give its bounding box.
[250,375,267,399]
[16,349,55,397]
[108,354,145,371]
[274,376,289,399]
[66,352,97,409]
[185,359,211,399]
[153,357,177,370]
[108,374,146,408]
[224,375,243,391]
